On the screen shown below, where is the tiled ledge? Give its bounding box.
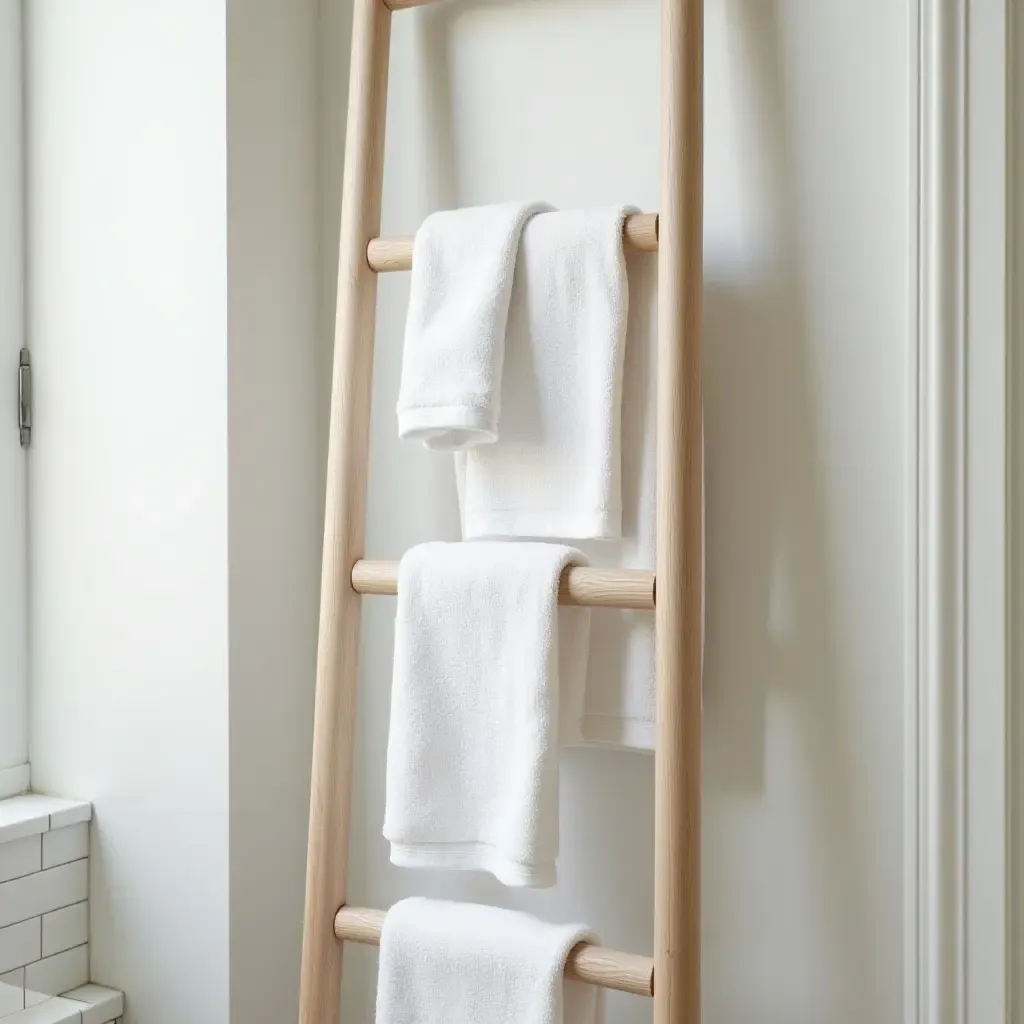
[0,798,92,848]
[2,984,123,1024]
[1,796,123,1022]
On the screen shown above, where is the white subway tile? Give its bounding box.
[0,797,91,849]
[45,803,90,833]
[0,799,50,847]
[0,835,42,883]
[61,986,123,1024]
[24,984,48,1008]
[5,995,84,1022]
[0,766,30,801]
[0,862,88,930]
[0,967,25,1015]
[41,903,88,959]
[24,947,88,1005]
[0,797,91,845]
[0,918,41,974]
[41,826,88,872]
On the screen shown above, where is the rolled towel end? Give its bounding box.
[397,404,498,451]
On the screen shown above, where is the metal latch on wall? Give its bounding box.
[18,348,30,448]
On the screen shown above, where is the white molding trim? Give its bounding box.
[911,2,1017,1023]
[0,762,30,799]
[909,1,968,1023]
[1008,1,1022,1016]
[964,4,1012,1023]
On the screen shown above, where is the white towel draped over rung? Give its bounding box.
[375,898,601,1024]
[383,541,591,888]
[460,205,636,542]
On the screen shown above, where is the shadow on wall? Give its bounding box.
[406,0,641,212]
[702,2,878,1018]
[339,1,888,1021]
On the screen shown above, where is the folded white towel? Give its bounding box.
[375,898,601,1024]
[383,541,591,887]
[459,206,635,539]
[397,201,548,451]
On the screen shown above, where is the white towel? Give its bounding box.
[578,252,659,749]
[459,206,635,540]
[397,201,548,451]
[383,541,591,888]
[375,898,601,1024]
[574,254,704,750]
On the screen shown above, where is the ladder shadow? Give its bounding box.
[702,2,885,1020]
[398,0,654,217]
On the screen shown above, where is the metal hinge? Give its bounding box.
[18,348,31,448]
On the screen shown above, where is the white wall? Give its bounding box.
[16,0,924,1020]
[226,0,320,1021]
[0,0,28,776]
[24,4,230,1021]
[26,0,322,1018]
[332,2,911,1022]
[23,2,320,1021]
[25,2,322,1018]
[22,3,321,1023]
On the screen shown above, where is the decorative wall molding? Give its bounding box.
[1008,3,1022,1018]
[964,2,1012,1021]
[909,1,967,1022]
[910,1,1016,1022]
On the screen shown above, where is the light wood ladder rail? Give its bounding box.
[298,0,704,1020]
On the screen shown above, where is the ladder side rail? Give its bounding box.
[298,1,392,1021]
[654,0,705,1022]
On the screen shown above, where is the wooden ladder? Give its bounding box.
[298,0,704,1020]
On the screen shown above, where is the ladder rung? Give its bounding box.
[385,0,444,10]
[366,212,660,274]
[335,906,655,997]
[351,559,656,609]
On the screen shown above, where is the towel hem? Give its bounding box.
[398,405,498,451]
[389,841,556,888]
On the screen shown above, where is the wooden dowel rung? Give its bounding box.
[350,559,656,610]
[334,906,655,998]
[366,211,659,273]
[384,0,444,9]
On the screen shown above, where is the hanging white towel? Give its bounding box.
[375,898,601,1024]
[578,251,658,749]
[383,541,591,888]
[397,201,549,451]
[572,253,704,750]
[449,234,664,749]
[459,206,635,540]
